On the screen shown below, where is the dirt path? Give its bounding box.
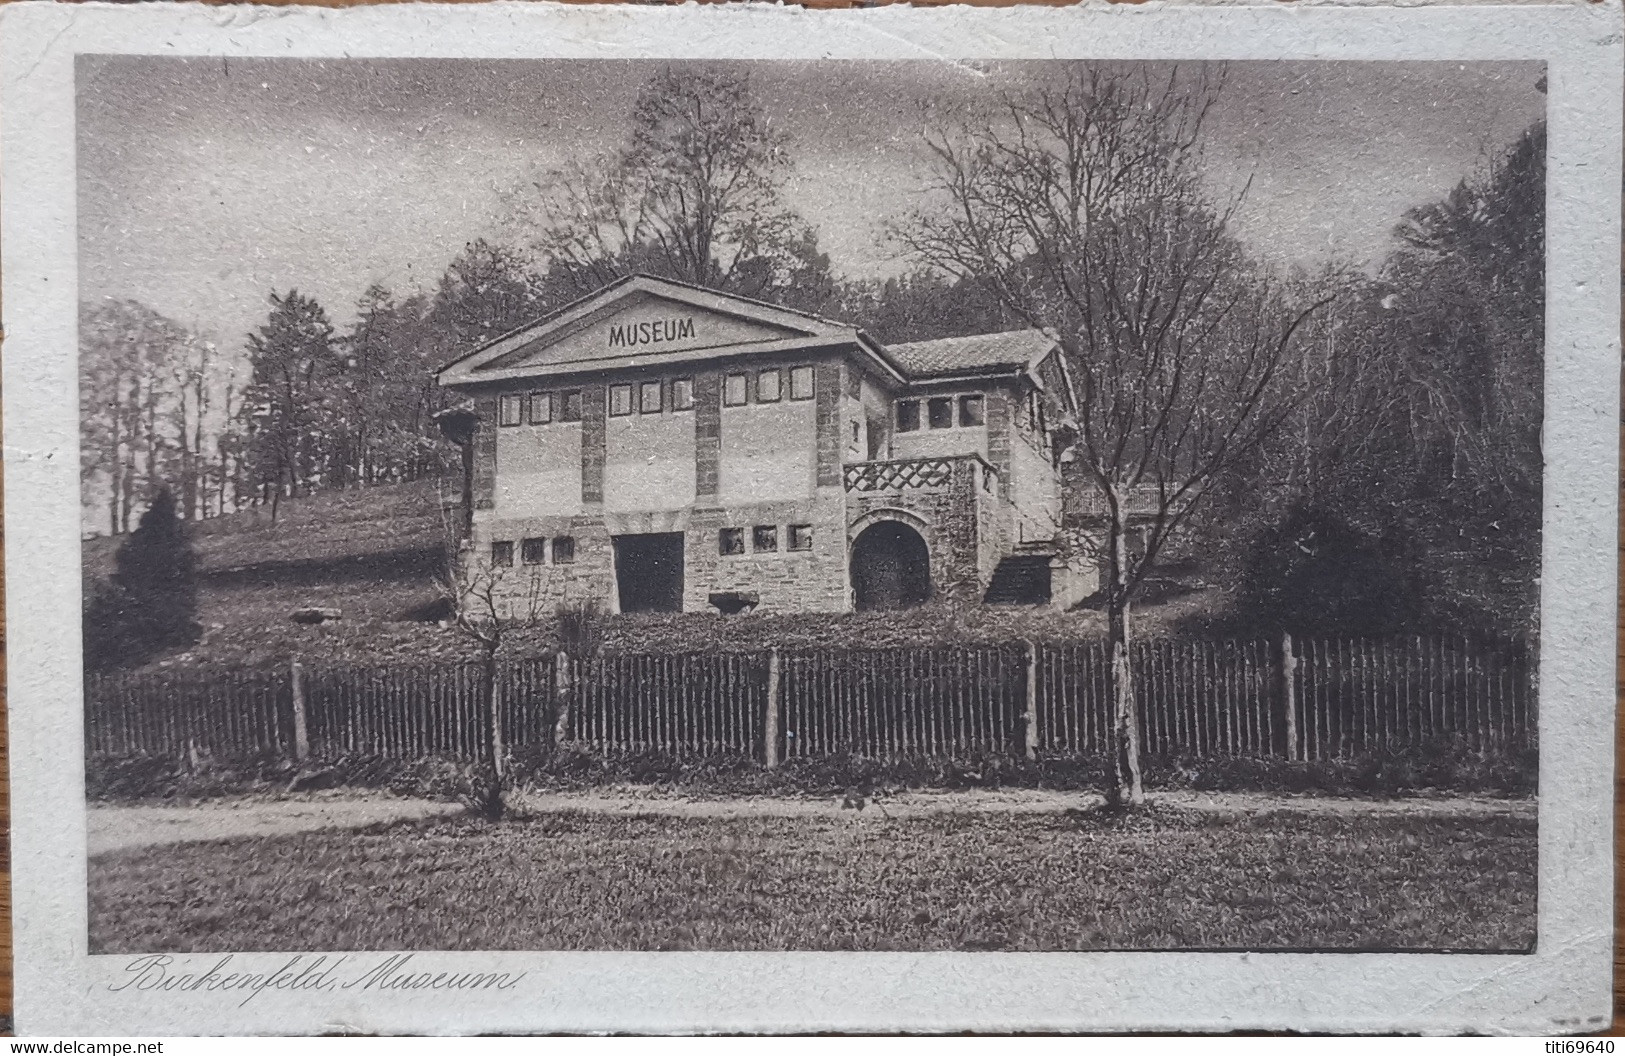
[87,787,1534,855]
[87,795,463,857]
[511,787,1537,820]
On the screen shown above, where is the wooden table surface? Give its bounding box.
[0,0,1614,1034]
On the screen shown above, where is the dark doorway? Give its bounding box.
[850,521,930,611]
[613,532,685,613]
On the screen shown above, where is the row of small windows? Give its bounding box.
[897,395,984,433]
[491,535,575,567]
[499,390,584,428]
[724,366,815,407]
[497,367,815,427]
[609,378,696,417]
[495,527,813,565]
[719,524,813,556]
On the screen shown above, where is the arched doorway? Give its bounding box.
[850,521,930,611]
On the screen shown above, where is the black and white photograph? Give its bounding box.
[2,0,1618,1035]
[78,52,1546,956]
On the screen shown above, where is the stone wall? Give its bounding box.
[971,463,1010,592]
[845,460,992,609]
[683,493,849,614]
[814,360,843,488]
[472,513,617,618]
[472,394,497,513]
[695,370,722,498]
[477,495,852,617]
[580,381,607,505]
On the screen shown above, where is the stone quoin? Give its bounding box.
[436,274,1099,616]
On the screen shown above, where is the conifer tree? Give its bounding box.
[85,488,201,670]
[115,488,201,649]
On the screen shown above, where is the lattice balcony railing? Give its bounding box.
[843,455,998,494]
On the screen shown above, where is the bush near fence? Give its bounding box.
[86,634,1534,777]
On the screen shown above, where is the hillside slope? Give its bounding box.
[82,480,457,668]
[81,478,1225,671]
[83,478,454,580]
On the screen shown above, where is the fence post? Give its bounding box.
[488,657,507,780]
[1278,632,1298,762]
[290,658,310,763]
[1023,640,1039,761]
[552,650,573,750]
[764,649,782,769]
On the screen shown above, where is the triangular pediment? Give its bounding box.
[439,275,862,387]
[487,290,815,370]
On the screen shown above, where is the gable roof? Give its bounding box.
[437,273,1061,391]
[438,274,903,388]
[881,329,1059,381]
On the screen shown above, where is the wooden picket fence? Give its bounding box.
[84,634,1535,766]
[567,652,768,756]
[780,644,1028,759]
[1036,635,1534,761]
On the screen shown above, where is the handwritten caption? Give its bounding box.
[109,954,527,1007]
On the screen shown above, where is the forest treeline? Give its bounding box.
[79,64,1544,641]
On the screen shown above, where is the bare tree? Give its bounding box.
[436,524,554,819]
[900,65,1326,806]
[168,332,219,521]
[518,66,835,310]
[80,300,201,533]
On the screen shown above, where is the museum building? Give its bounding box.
[436,274,1092,615]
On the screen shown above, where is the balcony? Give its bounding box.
[843,454,998,495]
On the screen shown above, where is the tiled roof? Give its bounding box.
[881,329,1056,380]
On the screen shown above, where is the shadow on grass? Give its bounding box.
[86,805,1537,955]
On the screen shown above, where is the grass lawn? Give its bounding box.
[88,806,1535,953]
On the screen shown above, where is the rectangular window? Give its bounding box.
[788,524,813,552]
[672,378,694,411]
[528,392,552,425]
[790,365,815,401]
[958,394,985,427]
[928,397,954,429]
[897,399,921,432]
[498,395,523,427]
[724,373,748,406]
[719,527,745,556]
[850,420,861,444]
[520,537,548,565]
[490,540,514,567]
[752,525,778,553]
[609,383,633,417]
[560,390,583,422]
[640,380,663,414]
[551,536,576,564]
[757,368,782,402]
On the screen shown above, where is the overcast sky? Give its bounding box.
[78,57,1544,351]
